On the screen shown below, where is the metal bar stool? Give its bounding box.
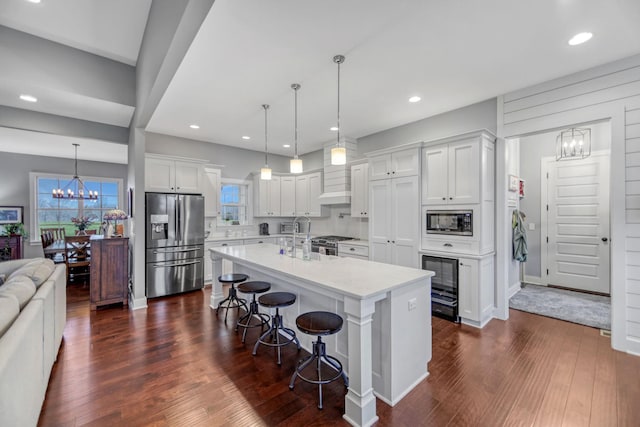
[235,281,271,343]
[252,292,301,365]
[216,273,249,323]
[289,311,349,409]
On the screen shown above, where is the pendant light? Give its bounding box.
[52,143,99,200]
[260,104,272,180]
[290,83,303,174]
[331,54,347,165]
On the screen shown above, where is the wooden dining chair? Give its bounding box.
[40,227,66,241]
[64,235,92,286]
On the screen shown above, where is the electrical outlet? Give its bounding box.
[529,223,536,230]
[408,298,417,311]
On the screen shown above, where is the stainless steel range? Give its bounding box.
[311,235,354,256]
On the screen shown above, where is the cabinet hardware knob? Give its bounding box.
[392,171,395,174]
[222,244,227,246]
[444,243,453,247]
[387,172,390,175]
[350,248,355,251]
[449,197,453,200]
[442,197,446,200]
[601,237,608,242]
[392,240,395,243]
[387,240,390,243]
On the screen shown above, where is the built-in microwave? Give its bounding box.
[426,210,473,236]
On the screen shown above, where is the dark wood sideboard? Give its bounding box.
[0,235,23,261]
[90,237,129,310]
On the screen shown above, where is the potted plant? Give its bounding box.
[0,223,27,261]
[71,216,95,235]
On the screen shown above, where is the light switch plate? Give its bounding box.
[408,298,417,311]
[529,223,536,230]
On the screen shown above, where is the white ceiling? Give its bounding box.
[2,0,640,161]
[147,0,640,157]
[0,0,151,65]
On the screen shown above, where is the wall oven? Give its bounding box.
[426,210,473,236]
[422,255,459,322]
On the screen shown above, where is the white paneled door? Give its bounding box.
[544,152,610,294]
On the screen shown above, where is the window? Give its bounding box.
[218,181,249,225]
[30,172,123,241]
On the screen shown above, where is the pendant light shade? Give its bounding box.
[290,83,303,173]
[331,54,347,166]
[260,104,272,180]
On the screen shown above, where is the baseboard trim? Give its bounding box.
[508,281,521,299]
[129,295,148,310]
[523,275,543,285]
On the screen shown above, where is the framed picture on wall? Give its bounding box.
[0,206,23,224]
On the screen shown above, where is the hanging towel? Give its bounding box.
[512,210,528,262]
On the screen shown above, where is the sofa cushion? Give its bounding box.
[8,259,55,288]
[0,295,19,336]
[0,259,32,277]
[0,275,36,310]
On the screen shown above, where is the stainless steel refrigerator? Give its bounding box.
[145,193,205,298]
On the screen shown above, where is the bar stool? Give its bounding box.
[216,273,249,323]
[235,281,271,343]
[252,292,301,365]
[289,311,349,409]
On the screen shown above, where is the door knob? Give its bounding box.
[601,237,608,242]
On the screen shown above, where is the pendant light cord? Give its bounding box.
[263,104,269,166]
[336,58,341,145]
[294,85,298,158]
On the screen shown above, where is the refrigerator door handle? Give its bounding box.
[152,247,201,254]
[153,260,202,268]
[176,195,182,243]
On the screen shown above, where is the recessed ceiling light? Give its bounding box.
[19,94,37,103]
[25,0,41,3]
[408,96,421,103]
[283,144,291,148]
[330,127,339,131]
[242,136,251,140]
[189,124,200,129]
[568,32,593,46]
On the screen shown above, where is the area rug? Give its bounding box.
[509,284,610,330]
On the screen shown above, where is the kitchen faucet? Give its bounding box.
[291,215,311,258]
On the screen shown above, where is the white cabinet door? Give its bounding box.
[369,179,392,263]
[369,155,391,181]
[391,148,419,178]
[174,161,202,193]
[145,157,175,192]
[294,174,309,216]
[448,140,479,204]
[351,163,369,217]
[390,176,419,268]
[203,168,221,217]
[422,144,448,205]
[280,176,296,217]
[458,257,479,321]
[243,237,276,245]
[306,172,323,216]
[254,176,281,216]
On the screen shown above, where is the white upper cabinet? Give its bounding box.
[280,176,296,217]
[422,139,479,205]
[351,163,369,217]
[145,155,203,193]
[295,171,323,217]
[369,148,419,180]
[203,167,221,217]
[254,175,281,216]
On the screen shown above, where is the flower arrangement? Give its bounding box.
[103,209,128,221]
[71,215,95,231]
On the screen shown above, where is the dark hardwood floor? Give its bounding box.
[38,284,640,426]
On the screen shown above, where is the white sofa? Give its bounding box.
[0,258,66,427]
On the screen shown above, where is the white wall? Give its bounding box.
[498,53,640,354]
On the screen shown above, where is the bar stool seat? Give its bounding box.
[289,311,349,409]
[252,291,301,365]
[235,281,271,343]
[216,273,249,323]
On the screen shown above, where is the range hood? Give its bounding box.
[319,138,356,205]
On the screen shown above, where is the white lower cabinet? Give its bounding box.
[243,237,276,245]
[457,255,494,328]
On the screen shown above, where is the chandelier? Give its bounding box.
[556,127,591,161]
[52,143,99,199]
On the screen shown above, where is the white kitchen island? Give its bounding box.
[209,244,433,427]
